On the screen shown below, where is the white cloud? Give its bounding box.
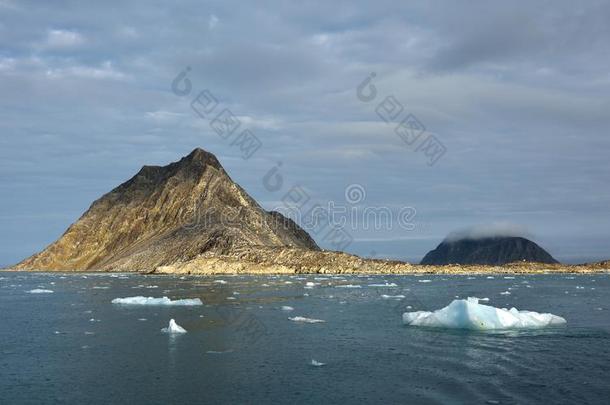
[446,222,532,242]
[44,29,85,48]
[208,14,219,30]
[45,61,127,80]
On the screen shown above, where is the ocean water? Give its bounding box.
[1,271,609,404]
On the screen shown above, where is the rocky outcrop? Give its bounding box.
[420,236,558,265]
[15,148,319,271]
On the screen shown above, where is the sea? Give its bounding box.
[1,271,609,404]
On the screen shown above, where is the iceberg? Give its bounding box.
[28,289,54,294]
[310,359,326,367]
[161,319,187,334]
[111,296,203,306]
[402,297,566,330]
[289,316,325,323]
[381,294,405,299]
[281,306,294,311]
[368,283,398,287]
[335,284,361,288]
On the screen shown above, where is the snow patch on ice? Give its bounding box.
[111,296,203,306]
[161,319,187,334]
[402,297,566,330]
[28,289,54,294]
[289,316,325,323]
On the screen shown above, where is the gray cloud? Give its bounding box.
[1,0,609,266]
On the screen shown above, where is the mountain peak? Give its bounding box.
[16,148,319,271]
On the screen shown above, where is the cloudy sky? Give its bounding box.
[1,0,609,266]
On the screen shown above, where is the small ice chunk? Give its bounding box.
[214,280,227,284]
[402,297,566,330]
[368,283,398,287]
[92,286,110,289]
[335,284,361,288]
[28,289,54,294]
[381,294,406,299]
[226,296,236,300]
[500,291,511,295]
[289,316,325,323]
[161,319,187,334]
[305,282,318,287]
[281,306,294,311]
[311,359,326,367]
[111,296,203,306]
[418,280,432,283]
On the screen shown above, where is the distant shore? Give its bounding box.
[7,248,609,275]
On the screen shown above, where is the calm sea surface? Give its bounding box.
[1,271,609,404]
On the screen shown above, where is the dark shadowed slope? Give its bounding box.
[420,236,558,265]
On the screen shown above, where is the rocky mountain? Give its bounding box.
[420,236,558,265]
[16,148,319,271]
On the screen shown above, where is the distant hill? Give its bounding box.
[420,236,558,265]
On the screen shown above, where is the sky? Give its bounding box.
[1,0,609,266]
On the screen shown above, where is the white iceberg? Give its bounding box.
[161,319,187,334]
[381,294,405,299]
[111,296,203,306]
[281,306,294,311]
[368,282,398,287]
[402,297,566,330]
[289,316,325,323]
[28,289,54,294]
[310,359,326,366]
[335,284,361,288]
[214,280,227,284]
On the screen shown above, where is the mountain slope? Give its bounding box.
[16,148,319,271]
[420,236,558,265]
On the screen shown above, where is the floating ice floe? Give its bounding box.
[402,297,566,330]
[289,316,325,323]
[92,286,110,289]
[281,306,294,311]
[161,319,187,334]
[381,294,406,299]
[418,280,432,283]
[500,291,511,295]
[214,280,227,284]
[335,284,361,288]
[368,283,398,287]
[28,289,54,294]
[111,296,203,306]
[311,359,326,367]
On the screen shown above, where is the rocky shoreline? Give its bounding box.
[150,247,609,275]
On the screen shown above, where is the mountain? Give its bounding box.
[16,148,318,271]
[420,236,559,265]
